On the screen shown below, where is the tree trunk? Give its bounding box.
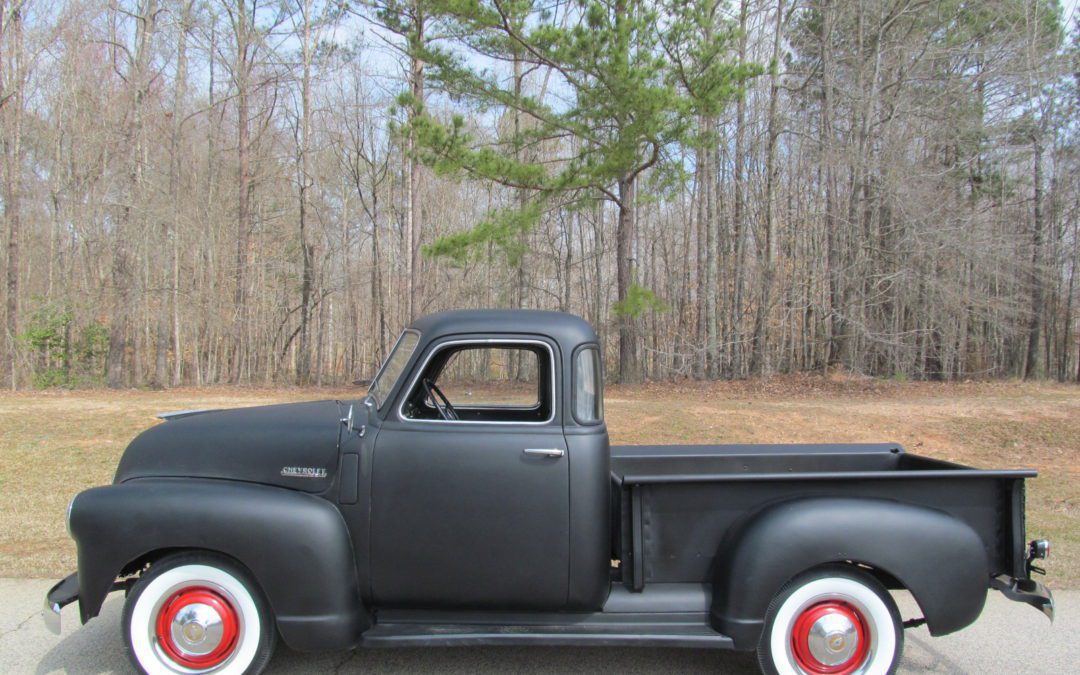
[692,152,706,379]
[511,49,527,379]
[158,0,192,388]
[593,198,604,345]
[703,115,719,379]
[1061,215,1077,381]
[819,0,845,370]
[405,4,426,322]
[1,0,24,389]
[1024,131,1045,379]
[617,177,641,383]
[750,0,786,376]
[729,0,750,378]
[108,0,158,388]
[296,0,315,385]
[371,199,385,367]
[232,0,252,384]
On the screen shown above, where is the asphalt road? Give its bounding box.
[1,579,1073,674]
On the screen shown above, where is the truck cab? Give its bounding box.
[46,309,1053,675]
[358,310,610,611]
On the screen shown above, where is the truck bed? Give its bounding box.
[610,443,1034,591]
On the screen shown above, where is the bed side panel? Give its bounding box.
[637,476,1008,584]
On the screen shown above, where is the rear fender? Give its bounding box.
[69,479,368,652]
[710,497,988,649]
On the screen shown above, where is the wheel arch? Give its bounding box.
[710,496,989,650]
[119,546,196,577]
[69,479,369,652]
[118,547,264,599]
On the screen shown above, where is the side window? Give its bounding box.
[401,343,554,423]
[438,348,540,407]
[573,347,603,424]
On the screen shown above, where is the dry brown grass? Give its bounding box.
[1,378,1076,587]
[606,376,1080,588]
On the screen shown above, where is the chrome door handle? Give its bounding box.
[523,448,565,458]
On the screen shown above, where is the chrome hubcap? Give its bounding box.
[807,612,859,667]
[169,603,225,657]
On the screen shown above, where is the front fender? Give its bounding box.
[710,497,988,649]
[69,478,368,651]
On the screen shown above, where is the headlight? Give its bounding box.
[66,495,77,537]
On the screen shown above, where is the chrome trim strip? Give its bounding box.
[65,495,77,537]
[155,409,219,421]
[397,338,557,426]
[43,574,80,637]
[990,575,1055,622]
[524,448,565,458]
[452,402,543,411]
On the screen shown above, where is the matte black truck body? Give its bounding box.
[611,444,1036,647]
[44,310,1053,674]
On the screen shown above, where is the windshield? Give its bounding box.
[368,331,420,408]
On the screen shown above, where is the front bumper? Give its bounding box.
[42,573,79,635]
[991,575,1055,622]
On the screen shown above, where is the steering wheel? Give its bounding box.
[422,378,459,421]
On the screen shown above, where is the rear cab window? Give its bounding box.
[573,346,604,424]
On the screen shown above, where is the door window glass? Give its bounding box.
[438,347,540,407]
[402,343,553,423]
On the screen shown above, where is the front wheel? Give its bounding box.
[122,553,276,674]
[757,565,903,675]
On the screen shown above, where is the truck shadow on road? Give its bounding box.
[900,631,971,674]
[35,597,762,674]
[33,595,977,674]
[267,644,762,674]
[36,598,130,675]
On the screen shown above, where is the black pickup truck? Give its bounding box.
[45,310,1052,674]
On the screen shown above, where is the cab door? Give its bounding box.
[369,337,570,610]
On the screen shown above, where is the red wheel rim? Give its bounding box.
[154,586,240,669]
[790,601,870,674]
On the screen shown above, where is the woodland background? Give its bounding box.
[0,0,1077,389]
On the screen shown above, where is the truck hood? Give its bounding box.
[114,400,343,493]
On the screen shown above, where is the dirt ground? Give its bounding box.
[0,377,1076,586]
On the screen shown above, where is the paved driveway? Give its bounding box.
[1,579,1073,674]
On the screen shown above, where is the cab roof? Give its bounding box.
[408,309,599,354]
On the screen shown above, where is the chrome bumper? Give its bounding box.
[991,575,1054,622]
[42,573,79,635]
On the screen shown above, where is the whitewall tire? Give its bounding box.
[122,553,276,675]
[757,565,903,675]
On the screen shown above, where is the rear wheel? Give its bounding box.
[757,565,903,675]
[123,553,276,674]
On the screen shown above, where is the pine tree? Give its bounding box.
[405,0,756,382]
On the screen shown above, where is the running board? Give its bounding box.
[360,621,733,649]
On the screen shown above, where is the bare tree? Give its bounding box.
[1,0,26,389]
[106,0,159,388]
[0,0,1075,388]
